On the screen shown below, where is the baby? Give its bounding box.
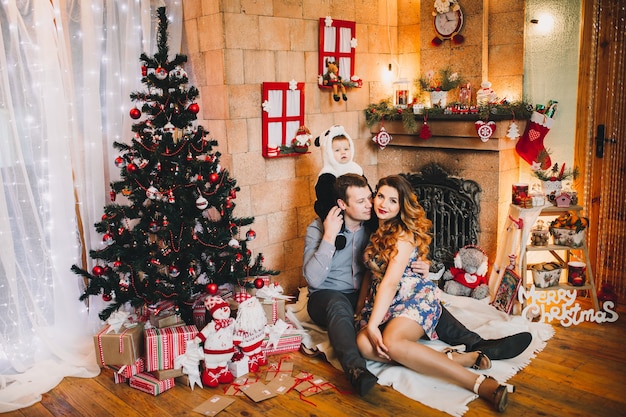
[313,125,364,221]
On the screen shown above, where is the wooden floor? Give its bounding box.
[6,298,626,417]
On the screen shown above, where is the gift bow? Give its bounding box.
[255,283,293,301]
[174,340,204,390]
[106,311,134,333]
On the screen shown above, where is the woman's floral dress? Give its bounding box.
[357,247,442,340]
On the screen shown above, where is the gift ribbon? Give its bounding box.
[255,284,293,301]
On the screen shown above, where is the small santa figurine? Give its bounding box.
[291,125,312,153]
[194,295,236,387]
[476,81,497,106]
[233,293,268,372]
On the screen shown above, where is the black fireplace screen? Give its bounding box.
[401,163,481,269]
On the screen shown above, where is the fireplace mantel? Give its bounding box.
[372,119,527,151]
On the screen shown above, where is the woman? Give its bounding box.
[355,175,510,412]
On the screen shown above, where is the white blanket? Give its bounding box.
[286,288,554,416]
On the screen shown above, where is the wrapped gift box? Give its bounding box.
[261,333,302,356]
[114,373,128,384]
[106,357,144,378]
[149,312,183,329]
[94,323,144,367]
[129,372,175,396]
[261,299,285,325]
[144,324,198,372]
[228,356,250,378]
[150,367,185,380]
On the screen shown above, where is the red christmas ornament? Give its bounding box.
[253,278,265,289]
[126,163,138,173]
[206,282,219,295]
[141,65,147,76]
[129,107,141,119]
[92,265,104,276]
[235,253,243,262]
[419,122,432,140]
[208,173,219,184]
[188,103,200,114]
[102,293,112,302]
[113,260,123,268]
[246,230,256,241]
[109,190,116,202]
[229,189,237,199]
[114,156,126,167]
[102,233,114,245]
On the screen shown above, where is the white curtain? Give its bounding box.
[0,0,182,412]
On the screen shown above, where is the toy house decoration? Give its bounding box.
[261,81,305,158]
[555,192,573,207]
[318,17,361,101]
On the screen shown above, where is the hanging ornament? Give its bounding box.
[102,293,112,302]
[102,233,114,245]
[475,120,496,142]
[113,260,123,268]
[162,216,169,227]
[225,198,233,209]
[121,186,132,197]
[372,122,392,150]
[146,185,159,200]
[109,190,116,202]
[208,173,219,184]
[163,122,175,134]
[506,118,520,140]
[254,277,265,289]
[168,191,175,204]
[126,162,138,173]
[235,253,243,262]
[149,221,160,233]
[129,107,142,119]
[246,230,256,241]
[155,66,168,80]
[196,196,209,210]
[141,65,147,76]
[92,265,104,276]
[228,238,240,248]
[419,114,432,140]
[114,156,126,168]
[169,265,180,278]
[229,189,237,199]
[188,103,200,114]
[206,282,219,295]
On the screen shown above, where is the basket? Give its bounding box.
[531,262,562,288]
[550,227,586,248]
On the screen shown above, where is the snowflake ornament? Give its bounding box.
[350,38,358,48]
[262,100,271,113]
[289,79,298,90]
[325,16,333,27]
[372,126,392,150]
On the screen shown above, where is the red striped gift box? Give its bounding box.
[129,372,174,395]
[144,325,198,372]
[261,333,302,356]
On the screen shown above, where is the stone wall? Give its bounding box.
[181,0,525,296]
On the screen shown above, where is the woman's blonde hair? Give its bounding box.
[363,175,432,276]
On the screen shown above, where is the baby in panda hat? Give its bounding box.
[313,125,365,222]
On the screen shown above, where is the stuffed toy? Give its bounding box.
[233,292,268,372]
[442,245,490,299]
[291,125,312,153]
[193,295,236,387]
[323,60,348,102]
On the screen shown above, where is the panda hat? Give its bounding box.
[314,124,363,177]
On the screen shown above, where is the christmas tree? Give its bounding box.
[72,7,276,325]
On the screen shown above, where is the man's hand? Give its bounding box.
[322,206,344,244]
[410,258,430,277]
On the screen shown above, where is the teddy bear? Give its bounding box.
[323,60,348,102]
[442,245,490,299]
[193,295,236,387]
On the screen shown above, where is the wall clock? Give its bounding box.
[432,6,465,46]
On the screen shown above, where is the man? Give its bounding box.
[303,174,531,396]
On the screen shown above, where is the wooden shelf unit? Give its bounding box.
[519,205,599,310]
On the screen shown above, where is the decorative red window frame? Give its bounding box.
[318,18,357,88]
[261,82,306,158]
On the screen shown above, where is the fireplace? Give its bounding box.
[402,163,481,269]
[372,118,526,265]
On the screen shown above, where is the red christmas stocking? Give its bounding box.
[516,111,554,169]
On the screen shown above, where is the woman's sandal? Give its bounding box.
[443,348,492,370]
[474,374,510,413]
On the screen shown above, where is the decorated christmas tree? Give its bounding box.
[72,7,276,325]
